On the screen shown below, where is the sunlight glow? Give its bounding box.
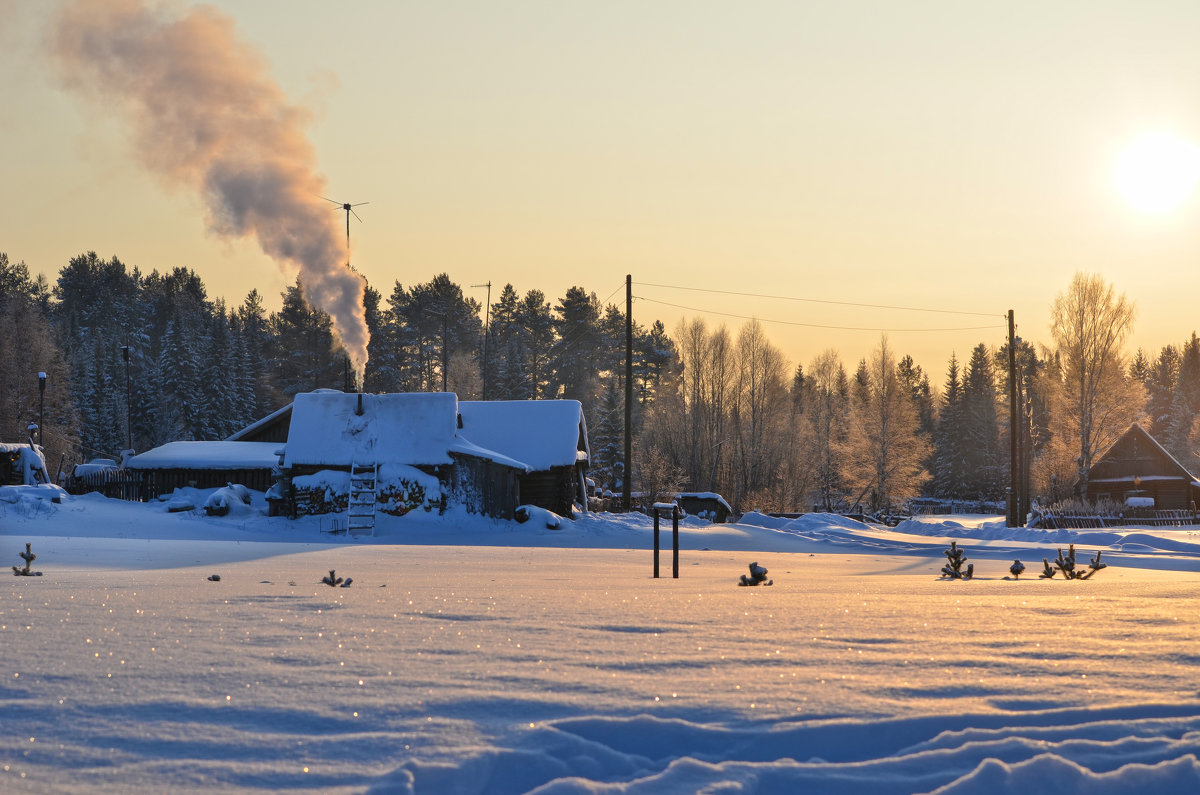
[1114,132,1200,214]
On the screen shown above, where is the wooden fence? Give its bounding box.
[61,467,275,502]
[1030,508,1200,529]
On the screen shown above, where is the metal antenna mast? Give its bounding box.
[322,196,369,254]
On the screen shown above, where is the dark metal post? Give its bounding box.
[672,504,680,579]
[652,509,661,578]
[37,371,46,447]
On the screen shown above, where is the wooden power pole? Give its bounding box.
[624,274,633,512]
[1008,310,1018,527]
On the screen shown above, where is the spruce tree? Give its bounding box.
[932,353,966,499]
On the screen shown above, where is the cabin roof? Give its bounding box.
[127,441,282,470]
[457,400,589,471]
[281,392,528,471]
[1086,423,1200,490]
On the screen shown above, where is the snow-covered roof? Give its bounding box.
[281,392,528,471]
[458,400,588,471]
[127,442,282,470]
[677,492,734,512]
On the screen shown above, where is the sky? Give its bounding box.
[4,0,1200,377]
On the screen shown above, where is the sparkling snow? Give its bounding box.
[2,492,1200,793]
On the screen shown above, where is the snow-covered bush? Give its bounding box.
[203,486,254,517]
[514,505,562,529]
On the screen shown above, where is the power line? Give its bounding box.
[634,296,1004,333]
[636,280,1002,318]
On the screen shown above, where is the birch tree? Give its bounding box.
[1049,273,1141,491]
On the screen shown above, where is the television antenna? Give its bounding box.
[322,196,369,251]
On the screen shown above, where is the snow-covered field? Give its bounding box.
[3,489,1200,793]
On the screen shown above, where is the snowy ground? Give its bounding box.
[3,489,1200,793]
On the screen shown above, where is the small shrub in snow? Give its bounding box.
[1040,544,1107,580]
[940,541,973,580]
[1009,560,1026,579]
[12,542,42,577]
[738,561,772,586]
[321,569,352,588]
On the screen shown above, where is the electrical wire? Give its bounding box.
[634,295,1004,333]
[636,280,1002,318]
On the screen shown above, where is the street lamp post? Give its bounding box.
[37,372,46,447]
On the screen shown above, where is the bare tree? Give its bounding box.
[729,320,790,509]
[633,443,686,513]
[1049,273,1141,491]
[673,318,734,493]
[0,296,80,477]
[840,336,930,511]
[804,349,850,510]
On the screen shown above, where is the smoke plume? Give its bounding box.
[52,0,369,378]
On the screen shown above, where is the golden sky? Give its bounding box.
[4,0,1200,377]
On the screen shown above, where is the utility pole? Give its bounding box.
[1007,310,1018,527]
[121,345,132,451]
[624,274,633,512]
[472,282,492,400]
[37,372,46,447]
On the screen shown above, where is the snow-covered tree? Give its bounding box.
[840,336,931,512]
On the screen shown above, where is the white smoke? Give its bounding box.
[52,0,370,378]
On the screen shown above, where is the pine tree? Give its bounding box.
[550,286,603,403]
[1146,345,1180,438]
[932,353,966,498]
[962,343,1003,499]
[268,278,342,397]
[1164,333,1200,465]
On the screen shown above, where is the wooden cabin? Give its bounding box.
[457,400,590,517]
[125,441,282,494]
[1084,424,1200,509]
[272,391,526,519]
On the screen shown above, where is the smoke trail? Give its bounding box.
[51,0,369,377]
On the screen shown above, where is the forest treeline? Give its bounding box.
[2,253,1199,514]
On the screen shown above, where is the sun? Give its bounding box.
[1114,132,1200,214]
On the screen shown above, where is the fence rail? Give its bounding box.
[1030,508,1200,529]
[61,469,160,501]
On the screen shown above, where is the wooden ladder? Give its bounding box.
[347,462,378,537]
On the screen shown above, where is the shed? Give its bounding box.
[1,443,51,486]
[126,441,282,493]
[676,492,733,523]
[458,400,590,517]
[275,391,527,519]
[1084,424,1200,509]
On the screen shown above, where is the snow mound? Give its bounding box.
[0,485,68,517]
[515,504,563,529]
[203,485,254,517]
